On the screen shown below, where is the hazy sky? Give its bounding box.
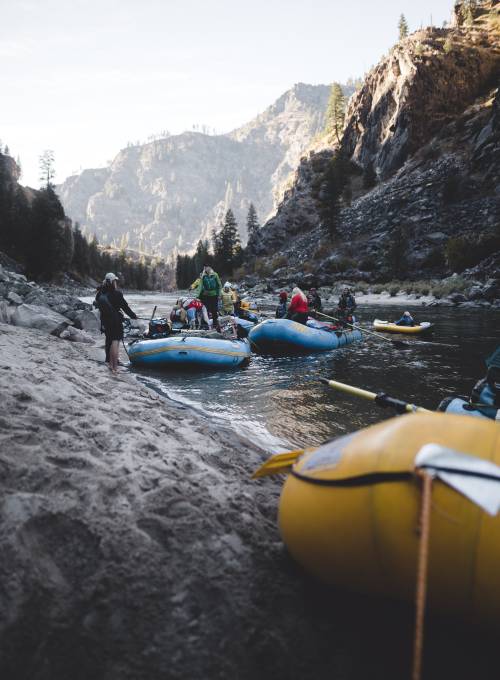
[2,0,454,187]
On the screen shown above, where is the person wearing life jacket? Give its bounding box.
[221,282,238,315]
[275,291,288,318]
[286,287,309,325]
[470,348,500,418]
[94,272,137,374]
[237,300,259,323]
[307,288,322,314]
[170,298,188,326]
[182,297,210,329]
[196,265,222,331]
[336,287,356,327]
[395,311,416,326]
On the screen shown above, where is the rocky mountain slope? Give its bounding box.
[247,1,500,291]
[57,83,353,258]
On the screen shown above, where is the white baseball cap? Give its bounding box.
[105,272,119,282]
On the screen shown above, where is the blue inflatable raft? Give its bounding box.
[438,396,497,420]
[248,318,363,355]
[128,335,251,369]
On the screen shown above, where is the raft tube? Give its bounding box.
[248,318,362,355]
[278,412,500,623]
[128,335,251,369]
[438,396,497,420]
[373,319,433,334]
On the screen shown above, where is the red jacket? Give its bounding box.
[288,294,308,315]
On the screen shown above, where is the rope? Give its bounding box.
[412,471,433,680]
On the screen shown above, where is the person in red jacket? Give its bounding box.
[286,286,309,325]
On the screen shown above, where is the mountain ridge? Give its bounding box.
[57,82,354,258]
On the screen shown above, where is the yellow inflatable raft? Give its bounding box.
[373,319,433,334]
[277,413,500,623]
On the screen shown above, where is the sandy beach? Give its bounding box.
[0,321,363,680]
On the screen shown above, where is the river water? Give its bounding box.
[111,293,500,452]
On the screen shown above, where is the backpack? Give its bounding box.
[203,274,217,292]
[95,291,119,324]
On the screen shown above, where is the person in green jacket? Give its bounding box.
[197,265,222,331]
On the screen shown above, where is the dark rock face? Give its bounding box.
[248,16,500,295]
[343,30,499,178]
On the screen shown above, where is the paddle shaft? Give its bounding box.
[150,305,157,321]
[316,310,402,345]
[320,378,431,414]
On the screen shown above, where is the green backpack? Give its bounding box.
[203,274,218,292]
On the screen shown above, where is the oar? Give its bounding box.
[150,305,157,321]
[252,447,315,479]
[316,311,409,348]
[319,377,431,414]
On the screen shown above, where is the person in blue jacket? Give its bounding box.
[394,311,415,326]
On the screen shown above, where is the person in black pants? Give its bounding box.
[95,273,137,373]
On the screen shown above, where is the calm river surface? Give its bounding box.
[113,293,500,453]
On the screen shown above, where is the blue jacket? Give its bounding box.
[395,315,415,326]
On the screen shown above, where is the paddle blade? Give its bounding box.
[252,449,311,479]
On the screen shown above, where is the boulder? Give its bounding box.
[447,293,468,304]
[59,326,95,344]
[11,281,35,297]
[7,291,23,305]
[72,309,100,332]
[0,300,11,323]
[0,265,9,283]
[11,304,71,334]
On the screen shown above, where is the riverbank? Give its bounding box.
[0,321,297,678]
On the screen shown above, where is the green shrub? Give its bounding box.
[431,276,470,299]
[423,247,445,269]
[443,36,453,53]
[360,255,377,270]
[388,283,401,297]
[254,259,272,277]
[313,243,332,260]
[271,254,288,270]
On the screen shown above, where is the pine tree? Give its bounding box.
[319,151,349,239]
[385,225,408,279]
[398,14,409,40]
[324,83,346,144]
[460,0,475,25]
[26,186,71,279]
[246,203,260,241]
[363,161,377,189]
[220,209,241,272]
[39,149,55,187]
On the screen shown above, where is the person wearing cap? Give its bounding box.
[221,281,238,315]
[195,265,222,331]
[275,291,288,318]
[394,310,416,326]
[95,273,137,374]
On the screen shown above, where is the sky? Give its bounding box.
[2,0,454,187]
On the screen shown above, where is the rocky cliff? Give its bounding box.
[57,83,353,258]
[247,1,500,290]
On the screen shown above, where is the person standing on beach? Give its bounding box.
[95,273,137,374]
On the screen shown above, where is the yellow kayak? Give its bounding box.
[373,319,433,334]
[277,413,500,623]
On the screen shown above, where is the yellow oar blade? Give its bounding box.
[252,448,313,479]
